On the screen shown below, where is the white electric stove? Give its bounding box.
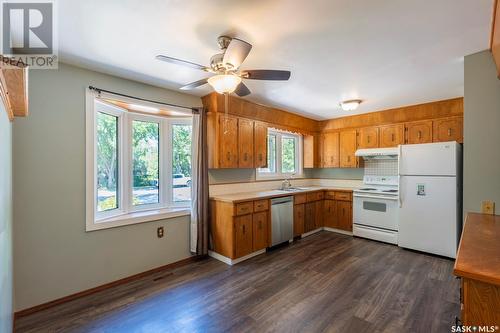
[353,176,399,244]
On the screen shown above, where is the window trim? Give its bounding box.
[86,90,192,231]
[256,128,304,180]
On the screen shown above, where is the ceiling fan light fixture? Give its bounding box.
[207,74,242,94]
[340,99,362,111]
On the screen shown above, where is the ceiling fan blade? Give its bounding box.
[234,82,251,97]
[241,70,291,80]
[180,78,209,90]
[222,38,252,69]
[156,55,209,71]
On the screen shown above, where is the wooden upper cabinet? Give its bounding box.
[254,121,268,168]
[433,117,463,143]
[234,214,253,258]
[322,132,340,168]
[339,130,358,168]
[218,114,239,168]
[238,118,254,168]
[405,120,433,144]
[357,127,379,149]
[379,124,404,147]
[303,135,315,168]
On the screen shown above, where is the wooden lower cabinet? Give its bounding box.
[323,199,337,228]
[234,214,253,258]
[210,199,270,260]
[314,200,324,229]
[304,202,316,233]
[461,278,500,326]
[293,203,305,236]
[211,191,353,261]
[337,201,352,231]
[252,211,268,251]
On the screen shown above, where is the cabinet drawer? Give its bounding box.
[334,191,352,201]
[235,202,254,215]
[306,191,323,202]
[324,191,335,200]
[294,194,306,205]
[253,199,269,212]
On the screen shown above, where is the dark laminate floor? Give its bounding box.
[15,232,460,333]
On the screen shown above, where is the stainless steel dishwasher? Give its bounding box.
[271,196,294,246]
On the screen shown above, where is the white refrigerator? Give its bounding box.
[398,141,462,258]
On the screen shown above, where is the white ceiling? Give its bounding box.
[58,0,493,120]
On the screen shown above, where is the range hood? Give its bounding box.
[355,147,399,160]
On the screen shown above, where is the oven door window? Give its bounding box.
[363,201,387,212]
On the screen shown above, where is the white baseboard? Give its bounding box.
[323,227,353,236]
[209,228,353,266]
[301,228,323,238]
[301,227,353,238]
[208,249,266,265]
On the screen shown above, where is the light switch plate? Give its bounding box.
[481,201,495,215]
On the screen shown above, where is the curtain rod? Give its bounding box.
[88,86,199,111]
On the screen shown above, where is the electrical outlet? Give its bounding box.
[481,201,495,215]
[157,226,164,238]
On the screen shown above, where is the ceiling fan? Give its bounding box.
[156,36,291,97]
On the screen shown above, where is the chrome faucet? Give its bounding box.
[281,174,294,190]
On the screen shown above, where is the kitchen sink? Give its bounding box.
[280,187,309,192]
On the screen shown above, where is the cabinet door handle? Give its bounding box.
[244,152,248,161]
[259,221,262,229]
[330,156,333,163]
[367,136,370,143]
[417,130,422,139]
[227,152,231,161]
[347,156,350,162]
[448,128,452,136]
[391,133,395,141]
[259,153,263,161]
[242,225,246,234]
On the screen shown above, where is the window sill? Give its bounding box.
[87,207,191,232]
[255,174,305,181]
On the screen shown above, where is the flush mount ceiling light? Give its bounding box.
[340,99,363,111]
[207,74,242,94]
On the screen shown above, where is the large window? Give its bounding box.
[86,95,192,231]
[257,129,303,179]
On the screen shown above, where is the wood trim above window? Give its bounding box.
[0,59,28,121]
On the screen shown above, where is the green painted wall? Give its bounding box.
[463,50,500,213]
[13,63,202,310]
[0,102,13,333]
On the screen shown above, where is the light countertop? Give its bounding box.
[210,186,358,203]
